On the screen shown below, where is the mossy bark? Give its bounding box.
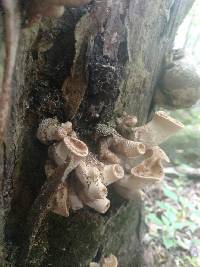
[0,0,193,266]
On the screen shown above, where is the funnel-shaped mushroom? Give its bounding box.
[114,147,169,199]
[37,118,73,144]
[75,161,108,200]
[134,111,184,147]
[102,164,124,185]
[99,134,146,164]
[51,182,69,217]
[52,136,88,181]
[131,147,169,186]
[111,135,146,157]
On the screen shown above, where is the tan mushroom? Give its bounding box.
[99,134,146,165]
[37,118,73,144]
[114,147,169,199]
[75,160,108,200]
[74,154,124,213]
[51,136,88,181]
[102,164,124,185]
[111,135,146,157]
[134,111,184,147]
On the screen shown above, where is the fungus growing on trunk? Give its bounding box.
[114,147,169,199]
[134,111,184,147]
[102,164,124,186]
[99,133,146,164]
[74,154,124,213]
[36,112,183,217]
[37,118,73,144]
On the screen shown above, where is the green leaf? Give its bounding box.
[162,237,175,249]
[147,213,164,226]
[173,222,188,230]
[176,237,191,250]
[157,202,177,214]
[164,209,177,223]
[162,186,178,203]
[161,215,170,226]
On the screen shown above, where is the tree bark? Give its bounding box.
[0,0,193,266]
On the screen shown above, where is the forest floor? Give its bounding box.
[143,171,200,267]
[143,108,200,267]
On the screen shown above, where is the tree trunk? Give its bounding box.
[0,0,193,266]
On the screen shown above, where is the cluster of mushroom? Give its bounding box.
[37,111,183,217]
[26,0,92,26]
[37,118,124,216]
[90,254,118,267]
[96,111,183,200]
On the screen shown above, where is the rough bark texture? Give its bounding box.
[0,0,193,266]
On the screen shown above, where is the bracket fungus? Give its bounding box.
[36,111,183,218]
